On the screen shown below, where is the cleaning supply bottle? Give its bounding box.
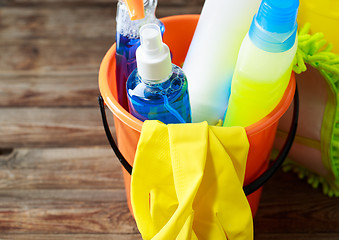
[224,0,299,127]
[116,0,164,110]
[126,24,191,124]
[182,0,261,125]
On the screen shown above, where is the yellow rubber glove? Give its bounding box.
[131,121,252,240]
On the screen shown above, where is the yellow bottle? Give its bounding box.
[224,0,299,127]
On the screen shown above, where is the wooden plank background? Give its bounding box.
[0,0,338,239]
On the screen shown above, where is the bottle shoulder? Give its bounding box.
[239,34,298,61]
[235,34,297,81]
[127,65,188,103]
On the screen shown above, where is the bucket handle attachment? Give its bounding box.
[98,86,299,196]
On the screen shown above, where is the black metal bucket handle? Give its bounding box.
[98,85,299,196]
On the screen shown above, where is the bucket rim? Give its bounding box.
[98,14,296,134]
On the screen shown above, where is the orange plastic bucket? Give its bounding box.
[99,15,296,216]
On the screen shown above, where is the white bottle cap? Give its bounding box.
[136,23,172,81]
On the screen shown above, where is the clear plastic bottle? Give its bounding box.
[126,24,191,124]
[223,0,299,127]
[116,0,164,110]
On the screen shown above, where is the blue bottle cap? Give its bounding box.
[249,0,299,52]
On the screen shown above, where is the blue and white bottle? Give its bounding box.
[126,24,191,124]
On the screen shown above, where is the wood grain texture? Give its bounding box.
[255,233,339,240]
[0,39,111,73]
[254,171,339,234]
[0,73,100,107]
[0,234,142,240]
[0,147,124,189]
[0,189,137,234]
[0,7,116,40]
[0,108,114,148]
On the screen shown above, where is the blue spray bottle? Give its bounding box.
[126,24,191,124]
[115,0,164,110]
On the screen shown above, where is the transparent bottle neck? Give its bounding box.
[116,0,159,38]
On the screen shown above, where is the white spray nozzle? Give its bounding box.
[136,23,172,81]
[140,24,163,57]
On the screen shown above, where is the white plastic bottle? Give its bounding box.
[182,0,261,124]
[224,0,299,127]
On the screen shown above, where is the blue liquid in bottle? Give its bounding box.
[115,0,164,110]
[127,65,191,124]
